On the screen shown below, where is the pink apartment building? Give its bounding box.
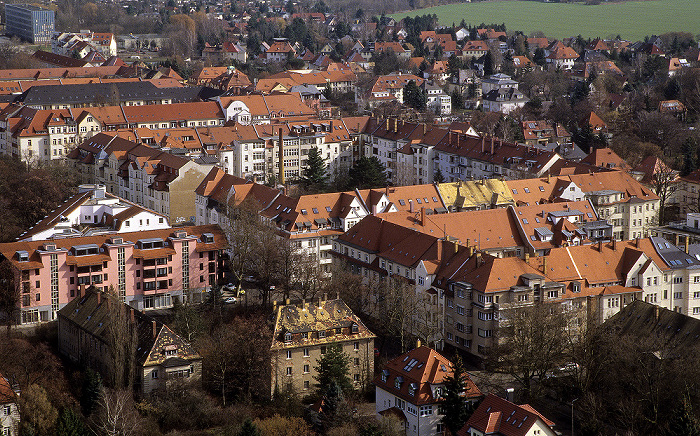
[0,225,227,325]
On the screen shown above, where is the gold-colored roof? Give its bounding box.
[437,179,514,210]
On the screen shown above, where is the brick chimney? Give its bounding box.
[542,257,547,273]
[490,136,494,155]
[420,206,425,226]
[278,127,285,185]
[481,136,485,153]
[686,235,690,254]
[130,308,135,323]
[152,320,157,339]
[409,199,414,213]
[96,291,101,305]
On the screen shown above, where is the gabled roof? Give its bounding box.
[458,394,555,436]
[374,346,481,406]
[580,147,630,170]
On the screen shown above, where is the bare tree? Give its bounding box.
[649,160,678,225]
[0,259,19,332]
[222,198,264,299]
[105,290,137,389]
[92,388,141,436]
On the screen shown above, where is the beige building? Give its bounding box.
[0,374,19,436]
[58,289,202,396]
[270,297,375,398]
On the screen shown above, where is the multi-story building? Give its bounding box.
[18,184,169,241]
[5,4,54,44]
[0,374,19,436]
[52,31,117,58]
[58,290,202,396]
[507,172,660,240]
[68,133,215,222]
[0,224,227,324]
[270,297,375,397]
[375,345,482,436]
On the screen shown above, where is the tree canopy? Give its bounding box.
[314,344,352,396]
[347,156,388,189]
[299,146,328,192]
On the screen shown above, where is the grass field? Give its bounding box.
[391,0,700,41]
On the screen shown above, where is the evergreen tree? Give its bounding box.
[434,168,445,183]
[348,156,388,189]
[533,47,546,66]
[666,395,700,436]
[451,90,464,111]
[80,368,102,417]
[237,419,261,436]
[404,80,427,110]
[319,381,351,430]
[441,354,474,435]
[314,344,352,395]
[299,146,328,192]
[483,51,494,76]
[682,136,698,176]
[55,408,88,436]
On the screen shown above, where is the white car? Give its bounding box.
[224,297,237,304]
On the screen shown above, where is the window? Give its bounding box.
[674,292,683,300]
[354,357,360,366]
[152,370,158,379]
[478,328,492,338]
[304,380,310,389]
[318,331,326,338]
[674,277,684,284]
[303,347,310,357]
[353,374,360,382]
[286,367,292,376]
[320,346,327,355]
[286,350,292,359]
[420,405,433,416]
[284,332,292,343]
[354,342,359,350]
[303,364,310,373]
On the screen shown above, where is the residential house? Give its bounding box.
[270,297,375,397]
[546,44,579,70]
[482,87,529,114]
[375,345,482,436]
[670,170,700,215]
[58,289,202,396]
[358,73,424,109]
[460,40,489,60]
[264,39,297,63]
[458,394,556,436]
[0,224,227,324]
[580,147,630,171]
[521,120,571,147]
[52,31,117,58]
[423,83,451,116]
[0,374,19,436]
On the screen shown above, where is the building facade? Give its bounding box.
[0,225,227,325]
[270,297,375,398]
[5,4,54,44]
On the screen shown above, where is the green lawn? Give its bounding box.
[391,0,700,41]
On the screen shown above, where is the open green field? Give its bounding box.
[391,0,700,41]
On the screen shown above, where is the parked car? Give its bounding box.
[224,296,237,304]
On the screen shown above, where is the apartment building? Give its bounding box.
[670,169,700,215]
[507,172,660,240]
[436,236,700,357]
[5,4,54,44]
[375,346,481,436]
[270,297,375,397]
[361,118,560,185]
[18,184,169,241]
[0,225,227,325]
[58,290,202,396]
[68,133,215,222]
[217,93,316,125]
[52,31,117,58]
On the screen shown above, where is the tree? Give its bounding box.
[19,384,58,436]
[105,290,137,389]
[318,381,351,431]
[253,414,313,436]
[433,168,445,183]
[237,419,261,436]
[56,408,89,436]
[93,388,141,436]
[650,158,678,225]
[81,369,103,417]
[666,395,700,436]
[441,355,474,436]
[451,89,465,111]
[347,156,388,189]
[314,344,352,396]
[483,51,494,76]
[533,47,546,66]
[682,136,698,176]
[404,80,427,110]
[483,303,568,401]
[299,146,328,193]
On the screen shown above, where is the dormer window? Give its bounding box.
[408,383,418,396]
[434,387,443,398]
[394,376,403,389]
[335,327,341,335]
[138,239,164,250]
[381,369,389,382]
[284,332,292,343]
[318,331,325,339]
[16,251,29,262]
[351,324,359,333]
[201,233,214,243]
[72,244,99,256]
[43,244,56,251]
[111,237,123,245]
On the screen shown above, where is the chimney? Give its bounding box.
[490,136,494,155]
[409,199,414,213]
[547,173,551,183]
[685,235,690,254]
[152,320,157,339]
[454,240,459,253]
[421,206,425,226]
[416,339,422,348]
[457,133,460,148]
[394,118,398,132]
[130,308,135,323]
[654,305,660,320]
[436,238,442,261]
[468,245,474,257]
[278,127,285,186]
[330,120,334,132]
[423,123,427,135]
[598,240,602,252]
[476,252,483,266]
[386,119,390,130]
[97,291,101,305]
[481,136,485,153]
[323,292,328,301]
[542,257,547,273]
[635,237,640,248]
[675,233,679,247]
[612,237,617,251]
[372,204,377,215]
[525,252,530,263]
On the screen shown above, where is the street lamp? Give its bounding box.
[571,398,578,436]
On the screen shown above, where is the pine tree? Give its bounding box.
[237,419,261,436]
[348,156,388,189]
[682,137,698,176]
[314,344,352,395]
[299,146,328,192]
[483,51,494,76]
[441,354,473,435]
[80,368,102,417]
[56,408,89,436]
[404,80,427,110]
[434,168,445,183]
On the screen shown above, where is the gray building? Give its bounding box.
[5,4,54,44]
